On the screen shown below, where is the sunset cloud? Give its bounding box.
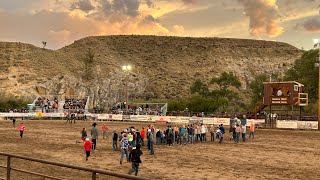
[238,0,283,37]
[0,0,319,49]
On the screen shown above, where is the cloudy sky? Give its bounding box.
[0,0,319,49]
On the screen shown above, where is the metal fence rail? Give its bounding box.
[0,152,149,180]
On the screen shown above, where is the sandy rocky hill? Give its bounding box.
[0,35,302,109]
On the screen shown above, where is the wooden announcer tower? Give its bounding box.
[263,81,308,106]
[261,81,308,127]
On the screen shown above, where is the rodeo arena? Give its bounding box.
[1,81,320,180]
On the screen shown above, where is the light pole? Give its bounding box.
[313,39,320,130]
[122,65,132,115]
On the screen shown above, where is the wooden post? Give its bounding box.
[6,156,11,180]
[92,172,96,180]
[269,105,272,128]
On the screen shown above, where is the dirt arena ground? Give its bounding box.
[1,119,320,180]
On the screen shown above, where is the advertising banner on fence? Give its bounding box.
[45,113,64,118]
[297,121,318,130]
[130,115,149,121]
[109,114,123,121]
[213,118,230,125]
[247,119,265,126]
[202,118,215,125]
[189,117,203,124]
[0,113,36,117]
[97,114,107,120]
[174,116,190,124]
[276,120,298,129]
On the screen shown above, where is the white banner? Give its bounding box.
[0,113,36,117]
[130,115,149,121]
[202,118,214,125]
[173,116,190,124]
[213,118,230,125]
[246,119,265,126]
[45,113,64,117]
[297,121,318,130]
[276,120,298,129]
[108,114,122,121]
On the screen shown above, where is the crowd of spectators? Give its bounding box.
[35,97,59,113]
[63,98,87,110]
[110,103,164,115]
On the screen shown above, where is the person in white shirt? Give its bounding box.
[277,88,283,96]
[201,124,206,142]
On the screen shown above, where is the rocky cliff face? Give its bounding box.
[0,36,302,108]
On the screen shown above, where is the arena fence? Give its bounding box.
[0,152,149,180]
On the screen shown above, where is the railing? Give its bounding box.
[0,152,149,180]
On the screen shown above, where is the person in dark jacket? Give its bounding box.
[128,144,143,176]
[112,130,118,151]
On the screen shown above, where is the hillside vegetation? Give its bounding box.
[0,35,302,110]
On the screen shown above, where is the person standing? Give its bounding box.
[101,124,108,139]
[173,125,178,143]
[112,130,118,151]
[120,133,129,164]
[12,118,16,127]
[210,125,215,143]
[136,129,141,146]
[83,137,92,161]
[241,125,246,142]
[235,125,241,143]
[188,125,194,144]
[218,129,223,144]
[128,144,143,176]
[18,123,25,138]
[197,125,201,142]
[200,124,205,142]
[91,123,99,151]
[81,128,87,142]
[249,122,255,139]
[148,129,154,155]
[140,127,145,146]
[194,126,198,142]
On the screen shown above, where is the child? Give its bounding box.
[217,129,223,144]
[81,128,87,142]
[235,125,241,143]
[128,133,133,146]
[12,118,16,127]
[128,144,143,176]
[18,123,25,138]
[101,124,108,139]
[112,130,118,151]
[216,126,220,140]
[249,122,255,139]
[83,137,92,161]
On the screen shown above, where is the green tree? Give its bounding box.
[249,74,268,107]
[190,79,209,96]
[210,72,241,91]
[285,50,318,100]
